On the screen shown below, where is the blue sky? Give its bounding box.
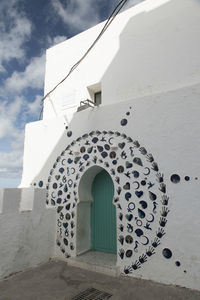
[0,0,143,188]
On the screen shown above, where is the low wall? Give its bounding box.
[0,188,56,278]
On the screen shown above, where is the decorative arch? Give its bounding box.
[78,165,105,203]
[46,130,169,274]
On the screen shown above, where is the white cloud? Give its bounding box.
[0,0,67,184]
[0,95,42,139]
[25,94,41,117]
[4,54,45,94]
[51,0,101,32]
[51,0,145,33]
[0,97,23,139]
[47,35,67,46]
[0,94,42,180]
[0,0,32,72]
[2,34,68,95]
[0,150,23,179]
[0,100,24,179]
[0,30,69,184]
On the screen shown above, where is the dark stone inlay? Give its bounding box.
[170,174,180,183]
[121,119,128,126]
[67,131,72,137]
[38,181,43,187]
[162,248,172,259]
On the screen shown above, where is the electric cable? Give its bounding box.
[39,0,128,120]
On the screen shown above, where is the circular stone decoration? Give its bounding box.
[162,248,172,259]
[121,119,128,126]
[38,181,43,187]
[67,131,72,137]
[170,174,180,183]
[175,261,181,267]
[126,250,133,257]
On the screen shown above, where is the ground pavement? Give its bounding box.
[0,260,200,300]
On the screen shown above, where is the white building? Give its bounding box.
[1,0,200,291]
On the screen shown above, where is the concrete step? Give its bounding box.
[67,251,120,277]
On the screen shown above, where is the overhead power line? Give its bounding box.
[39,0,128,119]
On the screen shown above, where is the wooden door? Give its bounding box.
[91,170,116,253]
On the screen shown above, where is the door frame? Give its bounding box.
[91,169,117,253]
[76,166,117,257]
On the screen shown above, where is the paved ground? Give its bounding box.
[0,260,200,300]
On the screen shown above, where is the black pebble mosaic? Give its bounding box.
[41,128,171,274]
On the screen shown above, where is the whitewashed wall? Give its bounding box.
[19,0,200,292]
[0,188,56,278]
[20,83,200,290]
[43,0,200,120]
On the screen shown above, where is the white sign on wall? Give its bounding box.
[62,91,76,108]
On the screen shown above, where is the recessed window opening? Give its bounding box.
[94,91,102,106]
[87,82,101,106]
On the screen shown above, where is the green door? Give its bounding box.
[91,170,116,253]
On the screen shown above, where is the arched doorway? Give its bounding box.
[91,170,116,254]
[77,166,117,256]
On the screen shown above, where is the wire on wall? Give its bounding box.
[39,0,128,120]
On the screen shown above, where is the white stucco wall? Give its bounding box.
[43,0,200,121]
[21,83,200,290]
[19,0,200,291]
[20,116,68,188]
[21,0,200,188]
[0,188,56,278]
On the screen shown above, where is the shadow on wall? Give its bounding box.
[25,0,200,190]
[25,0,177,190]
[0,188,56,279]
[102,0,200,104]
[20,115,72,190]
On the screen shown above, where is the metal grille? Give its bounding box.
[71,287,112,300]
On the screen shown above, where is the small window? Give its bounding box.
[94,91,101,106]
